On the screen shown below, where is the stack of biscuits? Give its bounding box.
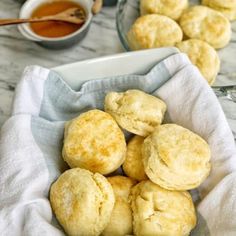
[50,89,211,236]
[127,0,235,85]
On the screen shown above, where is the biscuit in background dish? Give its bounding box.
[210,6,236,21]
[104,90,167,137]
[131,180,196,236]
[179,6,231,49]
[62,109,126,175]
[50,168,115,236]
[202,0,236,9]
[202,0,236,21]
[176,39,220,85]
[140,0,188,20]
[127,14,183,50]
[123,135,148,181]
[102,176,136,236]
[142,124,211,190]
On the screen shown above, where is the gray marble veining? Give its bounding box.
[0,0,235,141]
[0,0,123,127]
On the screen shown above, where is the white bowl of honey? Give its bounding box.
[18,0,93,49]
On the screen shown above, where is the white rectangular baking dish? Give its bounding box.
[53,47,179,90]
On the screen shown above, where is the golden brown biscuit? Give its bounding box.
[140,0,188,20]
[203,0,236,8]
[50,168,115,236]
[127,14,183,50]
[179,6,232,49]
[142,124,211,190]
[107,176,136,202]
[105,90,167,137]
[176,39,220,85]
[123,136,148,181]
[62,109,126,175]
[211,6,236,21]
[102,176,136,236]
[202,0,236,21]
[130,180,197,236]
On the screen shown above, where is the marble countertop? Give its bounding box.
[0,0,235,140]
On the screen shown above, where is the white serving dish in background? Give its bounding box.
[53,47,179,90]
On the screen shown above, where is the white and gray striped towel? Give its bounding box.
[0,53,236,236]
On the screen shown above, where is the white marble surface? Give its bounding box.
[0,0,235,140]
[0,0,123,126]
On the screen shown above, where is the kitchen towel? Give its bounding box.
[0,53,236,236]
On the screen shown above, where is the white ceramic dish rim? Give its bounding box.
[18,0,93,42]
[53,47,180,90]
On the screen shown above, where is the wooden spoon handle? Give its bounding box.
[0,17,59,26]
[0,17,84,26]
[0,18,31,26]
[92,0,103,14]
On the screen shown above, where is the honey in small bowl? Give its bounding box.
[30,0,86,38]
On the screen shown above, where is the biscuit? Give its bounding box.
[140,0,188,20]
[127,14,183,50]
[62,109,126,175]
[123,136,148,181]
[130,180,196,236]
[202,0,236,21]
[105,90,167,137]
[179,6,232,49]
[50,168,115,236]
[202,0,236,8]
[211,6,236,21]
[102,176,136,236]
[142,124,211,190]
[176,39,220,85]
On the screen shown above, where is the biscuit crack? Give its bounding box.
[108,110,160,127]
[154,144,169,168]
[92,175,105,217]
